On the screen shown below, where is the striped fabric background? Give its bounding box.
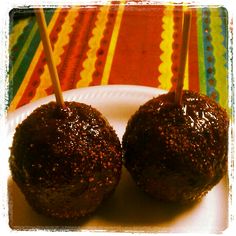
[8,3,229,112]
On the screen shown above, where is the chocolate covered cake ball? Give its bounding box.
[122,90,229,203]
[10,101,122,219]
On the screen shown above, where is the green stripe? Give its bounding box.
[8,10,55,105]
[9,16,36,72]
[10,21,38,81]
[196,9,207,95]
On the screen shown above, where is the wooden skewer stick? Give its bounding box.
[175,10,192,105]
[34,8,65,107]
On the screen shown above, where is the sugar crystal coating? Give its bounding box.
[10,101,122,219]
[122,90,229,203]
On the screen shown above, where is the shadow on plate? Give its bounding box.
[94,169,199,226]
[8,168,200,231]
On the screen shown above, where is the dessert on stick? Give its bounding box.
[9,9,122,219]
[122,10,229,203]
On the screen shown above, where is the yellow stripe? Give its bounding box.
[184,52,189,90]
[183,5,189,90]
[31,9,79,102]
[209,8,228,109]
[8,10,61,112]
[101,0,125,85]
[10,23,38,81]
[158,5,174,90]
[158,5,188,91]
[77,5,110,88]
[9,18,30,51]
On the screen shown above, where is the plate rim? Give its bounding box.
[6,85,167,133]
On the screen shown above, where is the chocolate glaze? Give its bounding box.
[122,90,229,203]
[10,101,122,219]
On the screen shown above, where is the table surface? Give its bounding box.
[8,4,229,111]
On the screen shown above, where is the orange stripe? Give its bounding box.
[108,5,164,86]
[55,8,99,91]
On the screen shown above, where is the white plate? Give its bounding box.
[6,85,228,233]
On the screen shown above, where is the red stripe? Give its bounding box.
[188,9,200,92]
[16,10,68,109]
[90,5,119,86]
[53,7,99,91]
[108,5,164,87]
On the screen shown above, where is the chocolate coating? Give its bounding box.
[122,90,229,203]
[10,101,122,219]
